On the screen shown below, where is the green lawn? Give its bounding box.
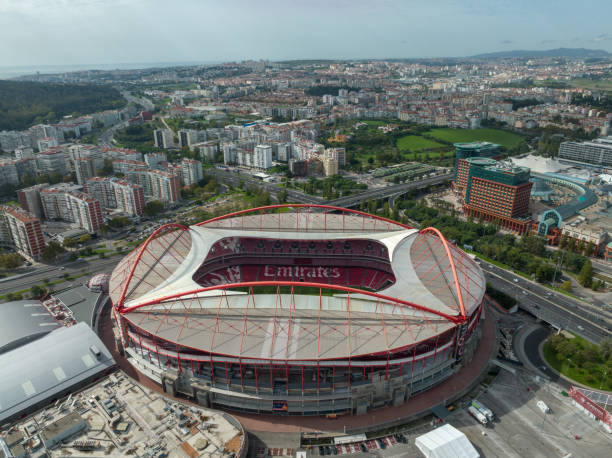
[543,335,612,391]
[427,128,524,149]
[397,135,446,152]
[569,78,612,93]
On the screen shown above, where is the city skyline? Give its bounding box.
[1,0,612,67]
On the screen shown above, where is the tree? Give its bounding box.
[600,337,612,361]
[62,237,77,248]
[30,285,45,298]
[560,280,572,292]
[144,200,165,217]
[0,253,24,269]
[99,224,110,236]
[277,189,288,204]
[79,234,92,244]
[578,259,593,288]
[41,241,65,262]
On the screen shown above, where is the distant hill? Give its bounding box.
[471,48,612,59]
[0,80,124,131]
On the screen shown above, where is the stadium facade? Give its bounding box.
[109,205,486,416]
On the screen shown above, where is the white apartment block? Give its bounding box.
[181,158,203,186]
[41,184,103,232]
[179,129,198,148]
[144,152,168,169]
[154,129,175,149]
[254,145,273,169]
[17,183,48,219]
[36,148,68,175]
[37,137,58,152]
[68,144,104,171]
[193,141,218,161]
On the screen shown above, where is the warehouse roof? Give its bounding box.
[0,300,60,355]
[0,322,115,424]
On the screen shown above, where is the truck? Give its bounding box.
[467,405,488,425]
[537,400,551,414]
[471,400,494,422]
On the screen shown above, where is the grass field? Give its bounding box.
[397,135,446,151]
[427,127,524,149]
[569,78,612,93]
[543,335,612,391]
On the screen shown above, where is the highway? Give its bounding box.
[326,173,452,208]
[0,257,121,295]
[208,168,453,208]
[481,260,611,343]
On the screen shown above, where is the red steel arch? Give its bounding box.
[418,227,467,318]
[197,204,412,230]
[118,280,465,324]
[116,223,189,307]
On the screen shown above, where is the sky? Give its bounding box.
[1,0,612,68]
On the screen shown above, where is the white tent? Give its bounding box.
[415,424,479,458]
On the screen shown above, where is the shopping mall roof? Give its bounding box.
[0,300,60,355]
[0,322,115,424]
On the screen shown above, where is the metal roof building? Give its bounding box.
[0,300,60,355]
[0,322,115,425]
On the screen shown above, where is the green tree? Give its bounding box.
[30,285,45,298]
[144,200,165,217]
[0,253,24,269]
[41,241,65,262]
[578,259,593,288]
[560,280,572,292]
[277,189,288,204]
[79,234,92,244]
[62,237,77,248]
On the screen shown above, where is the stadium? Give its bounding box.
[109,205,486,416]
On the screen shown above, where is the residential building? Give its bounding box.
[254,144,273,169]
[0,205,46,260]
[15,158,37,181]
[14,147,34,160]
[41,185,103,232]
[193,141,218,162]
[178,129,198,148]
[112,159,147,175]
[144,152,167,169]
[153,129,174,149]
[36,148,68,175]
[180,158,203,186]
[462,158,533,234]
[17,184,48,219]
[73,157,95,185]
[325,147,346,167]
[68,144,104,171]
[126,169,181,203]
[112,179,145,216]
[558,136,612,168]
[0,159,19,186]
[37,137,58,152]
[323,156,339,176]
[84,177,117,209]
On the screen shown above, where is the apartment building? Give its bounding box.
[153,129,175,149]
[17,184,48,219]
[85,177,145,216]
[193,141,218,161]
[254,144,273,169]
[558,136,612,168]
[73,157,95,185]
[41,184,103,232]
[36,148,68,175]
[181,158,203,186]
[178,129,198,148]
[144,152,167,169]
[112,159,147,175]
[0,158,19,186]
[0,205,46,260]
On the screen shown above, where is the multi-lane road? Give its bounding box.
[0,257,120,295]
[482,260,611,343]
[207,168,452,208]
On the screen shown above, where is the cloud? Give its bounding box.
[593,33,611,42]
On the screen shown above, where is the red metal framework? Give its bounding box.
[418,227,467,319]
[196,204,412,231]
[118,280,464,324]
[116,223,189,307]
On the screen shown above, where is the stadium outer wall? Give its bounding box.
[110,205,486,416]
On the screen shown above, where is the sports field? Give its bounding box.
[427,128,524,149]
[396,135,445,151]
